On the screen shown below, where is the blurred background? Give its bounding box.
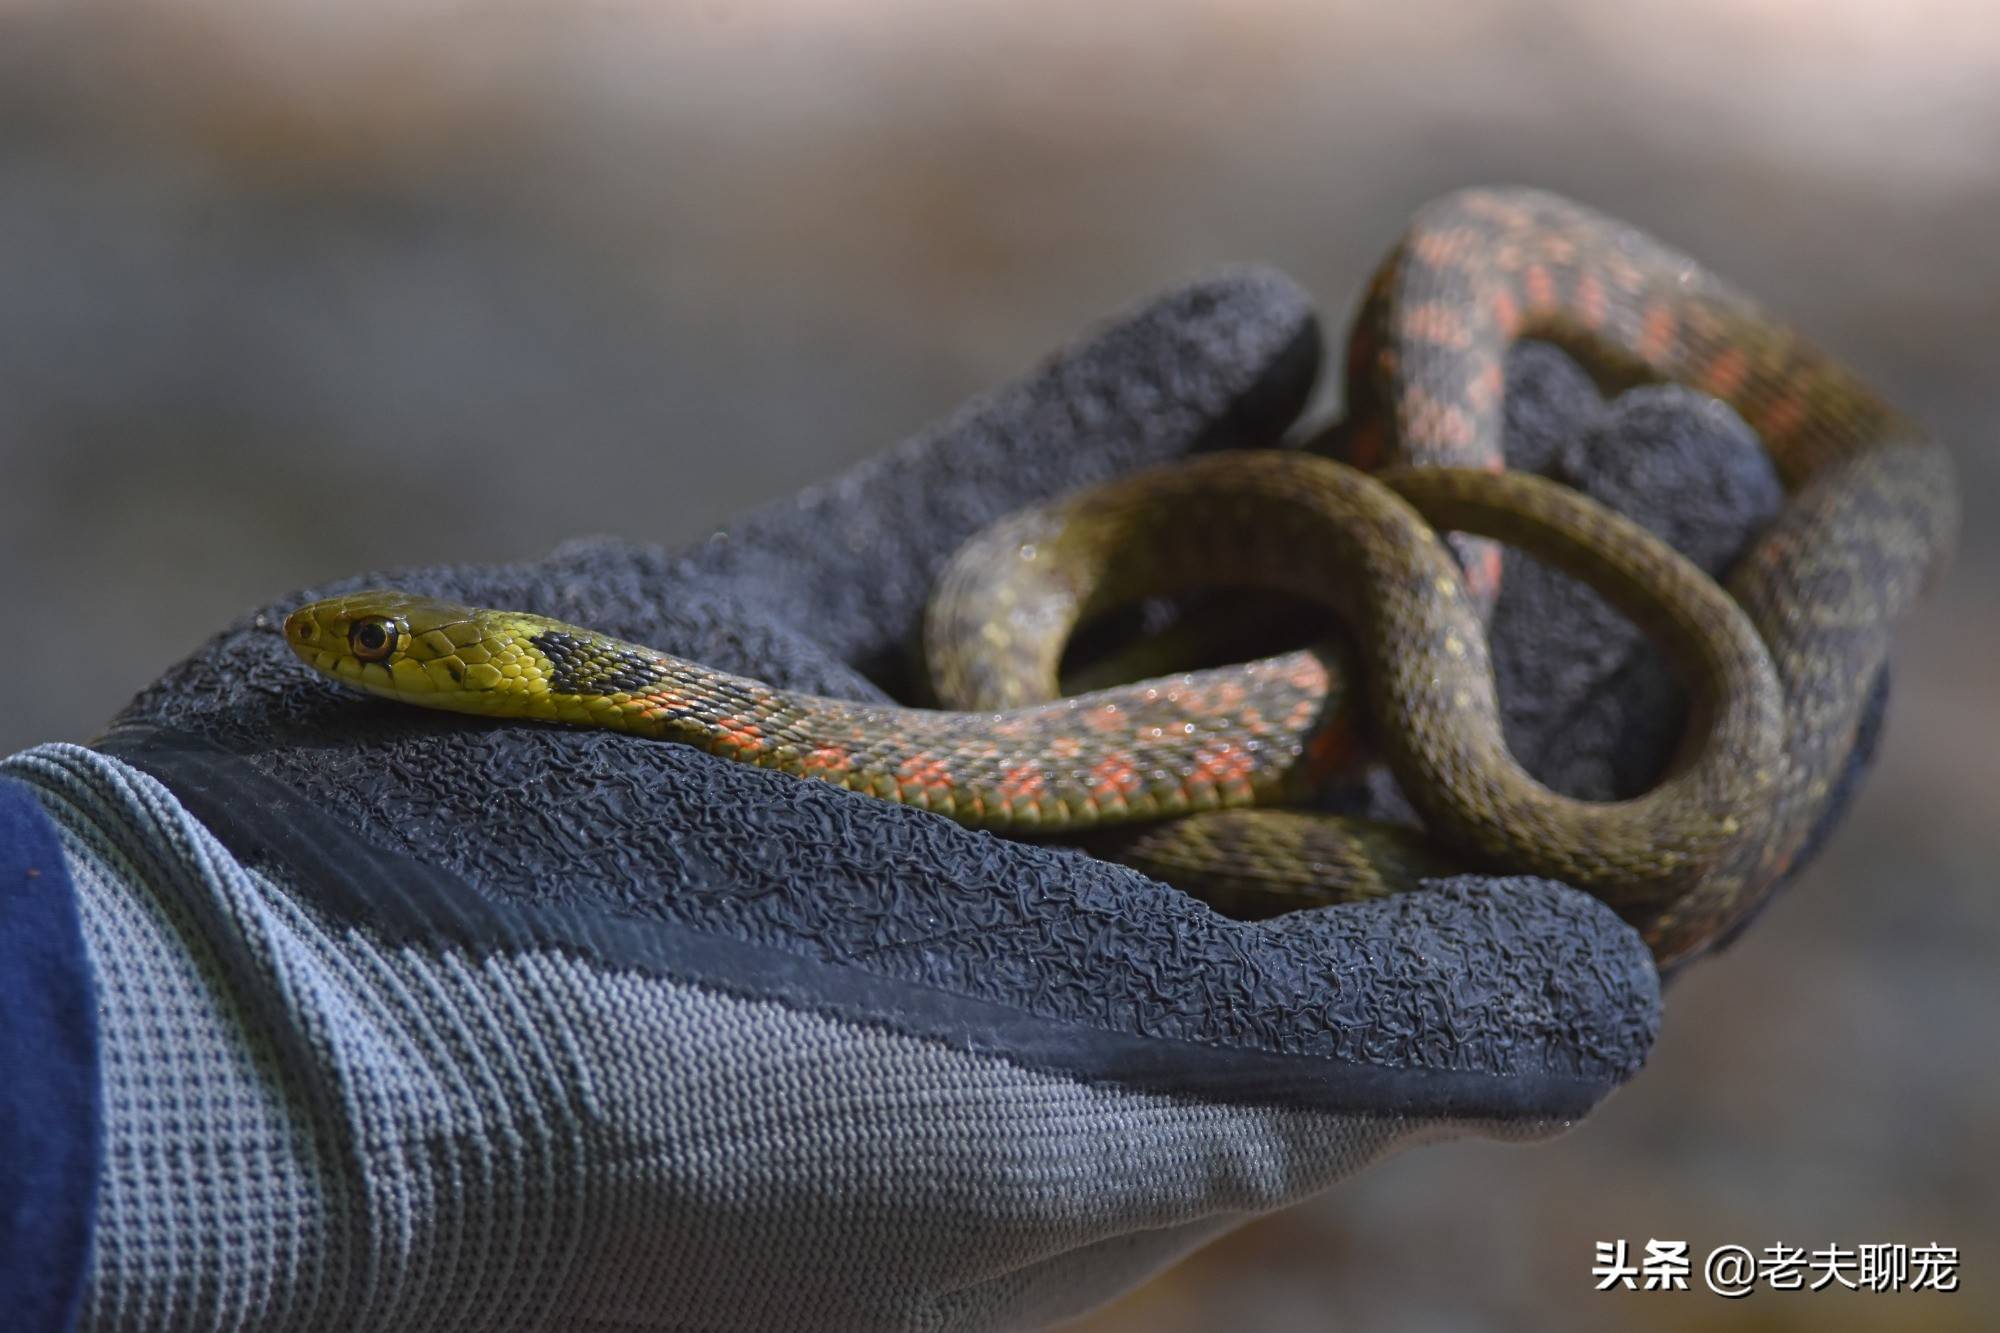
[2,2,1992,1328]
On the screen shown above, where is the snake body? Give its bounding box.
[285,188,1957,967]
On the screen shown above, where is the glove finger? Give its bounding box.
[92,721,1655,1124]
[1488,344,1784,800]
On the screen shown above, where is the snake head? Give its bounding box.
[284,590,527,714]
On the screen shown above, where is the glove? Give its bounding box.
[5,265,1881,1333]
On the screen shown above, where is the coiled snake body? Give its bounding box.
[286,188,1957,967]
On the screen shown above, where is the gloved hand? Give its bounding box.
[6,267,1881,1333]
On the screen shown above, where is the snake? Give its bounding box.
[283,188,1958,968]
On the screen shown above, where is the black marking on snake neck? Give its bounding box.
[532,630,661,696]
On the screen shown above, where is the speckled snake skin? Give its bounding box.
[285,188,1958,968]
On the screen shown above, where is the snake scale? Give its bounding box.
[286,187,1958,967]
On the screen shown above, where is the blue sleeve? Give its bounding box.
[0,778,98,1333]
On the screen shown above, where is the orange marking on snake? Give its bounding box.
[1759,393,1808,446]
[1089,755,1143,798]
[637,694,690,724]
[1703,346,1751,399]
[1574,270,1607,329]
[1189,743,1255,786]
[1524,264,1558,311]
[1282,654,1331,693]
[1464,544,1504,602]
[801,745,852,776]
[1400,387,1478,450]
[898,755,954,790]
[1411,228,1477,270]
[1489,289,1520,333]
[1399,302,1473,348]
[1047,735,1086,761]
[995,764,1046,801]
[1082,705,1128,735]
[1639,305,1679,363]
[1465,358,1506,411]
[716,720,765,756]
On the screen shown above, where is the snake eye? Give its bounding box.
[349,618,398,662]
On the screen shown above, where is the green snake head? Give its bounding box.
[285,591,538,716]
